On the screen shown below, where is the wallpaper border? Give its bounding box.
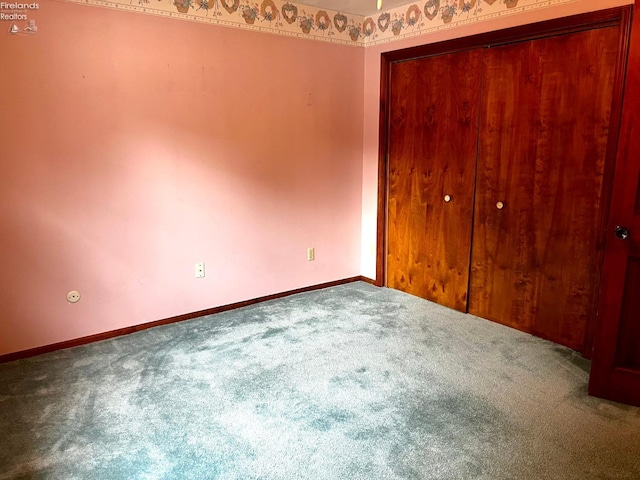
[364,0,582,46]
[53,0,583,47]
[59,0,367,45]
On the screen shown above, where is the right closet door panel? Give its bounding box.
[469,27,619,352]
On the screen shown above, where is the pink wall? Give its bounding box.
[359,0,632,279]
[0,1,364,355]
[0,0,632,356]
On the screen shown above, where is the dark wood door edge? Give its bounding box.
[0,276,377,364]
[376,51,391,288]
[583,6,634,359]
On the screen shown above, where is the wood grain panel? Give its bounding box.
[469,27,619,352]
[589,2,640,407]
[387,50,482,311]
[635,175,640,215]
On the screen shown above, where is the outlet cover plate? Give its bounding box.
[195,262,205,278]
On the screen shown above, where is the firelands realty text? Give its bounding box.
[0,2,38,20]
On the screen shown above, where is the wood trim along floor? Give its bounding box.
[0,276,377,364]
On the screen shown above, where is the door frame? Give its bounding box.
[589,0,640,406]
[375,6,632,357]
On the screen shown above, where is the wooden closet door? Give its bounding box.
[387,50,482,311]
[469,27,619,352]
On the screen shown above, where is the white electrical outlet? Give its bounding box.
[195,262,205,278]
[307,247,315,261]
[67,291,81,303]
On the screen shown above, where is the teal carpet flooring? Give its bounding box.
[1,282,639,479]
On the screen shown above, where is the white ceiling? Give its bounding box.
[298,0,412,16]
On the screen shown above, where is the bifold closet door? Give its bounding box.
[387,50,482,311]
[469,27,619,352]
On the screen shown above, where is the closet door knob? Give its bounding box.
[496,201,505,210]
[444,194,452,203]
[614,226,630,240]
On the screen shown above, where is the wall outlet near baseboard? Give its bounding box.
[307,247,315,261]
[195,262,205,278]
[67,291,81,303]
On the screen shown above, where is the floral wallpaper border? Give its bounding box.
[363,0,581,46]
[59,0,581,46]
[62,0,366,45]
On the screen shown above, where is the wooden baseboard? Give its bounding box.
[358,276,377,286]
[0,276,377,364]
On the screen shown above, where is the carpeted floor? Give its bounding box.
[1,281,639,479]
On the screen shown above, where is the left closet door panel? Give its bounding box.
[387,50,482,312]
